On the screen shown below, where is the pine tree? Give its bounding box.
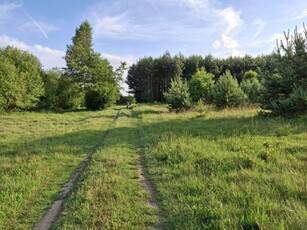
[164,76,191,111]
[261,26,307,116]
[212,70,247,107]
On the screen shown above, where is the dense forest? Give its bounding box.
[0,21,306,116]
[126,27,307,116]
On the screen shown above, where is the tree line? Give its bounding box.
[126,26,306,116]
[0,21,125,112]
[0,21,306,116]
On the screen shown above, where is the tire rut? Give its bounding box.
[35,110,121,230]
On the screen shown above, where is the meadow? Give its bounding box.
[0,105,306,229]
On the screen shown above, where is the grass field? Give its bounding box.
[134,104,307,229]
[0,109,117,229]
[0,105,306,229]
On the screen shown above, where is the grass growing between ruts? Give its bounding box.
[0,104,305,229]
[134,104,307,229]
[55,109,159,229]
[0,109,117,229]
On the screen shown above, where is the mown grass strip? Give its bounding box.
[55,108,159,229]
[134,104,307,229]
[0,109,117,229]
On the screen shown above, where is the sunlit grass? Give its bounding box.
[0,109,117,229]
[134,104,307,229]
[1,105,306,229]
[55,109,159,229]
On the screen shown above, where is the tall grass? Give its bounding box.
[55,109,159,229]
[1,105,305,229]
[0,109,117,229]
[134,105,307,229]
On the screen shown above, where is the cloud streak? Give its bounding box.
[23,11,49,39]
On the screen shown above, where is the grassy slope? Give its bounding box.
[134,104,307,229]
[0,109,117,229]
[55,108,159,229]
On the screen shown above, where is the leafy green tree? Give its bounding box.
[164,76,191,111]
[65,20,95,86]
[0,46,44,111]
[38,68,62,110]
[84,58,119,110]
[212,70,247,107]
[261,26,307,116]
[240,70,262,103]
[56,75,84,110]
[189,67,214,103]
[64,20,120,110]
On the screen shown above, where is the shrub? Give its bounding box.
[240,71,262,103]
[212,70,247,107]
[189,67,214,103]
[164,76,192,111]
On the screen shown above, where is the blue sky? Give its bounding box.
[1,0,307,89]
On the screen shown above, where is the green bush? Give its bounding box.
[240,71,262,103]
[189,67,214,103]
[56,76,84,110]
[164,76,192,111]
[212,70,247,107]
[0,46,44,111]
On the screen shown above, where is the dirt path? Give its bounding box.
[132,109,160,228]
[35,110,121,230]
[136,148,158,209]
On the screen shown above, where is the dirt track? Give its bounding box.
[35,110,120,230]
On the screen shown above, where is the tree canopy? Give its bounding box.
[0,46,44,111]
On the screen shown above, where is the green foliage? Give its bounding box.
[127,52,274,104]
[0,46,44,111]
[56,76,84,110]
[38,68,62,110]
[243,70,258,81]
[117,95,136,105]
[64,21,120,110]
[193,99,209,117]
[212,70,247,107]
[164,76,191,111]
[261,26,307,116]
[65,20,94,85]
[189,67,214,102]
[241,70,262,103]
[84,82,118,110]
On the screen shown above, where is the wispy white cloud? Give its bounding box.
[217,7,243,35]
[221,34,239,49]
[23,11,49,39]
[102,53,135,67]
[0,0,22,22]
[296,8,307,19]
[88,0,243,44]
[212,40,221,49]
[252,19,266,38]
[0,35,65,69]
[213,49,244,58]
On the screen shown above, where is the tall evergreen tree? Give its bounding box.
[261,26,307,116]
[64,20,120,110]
